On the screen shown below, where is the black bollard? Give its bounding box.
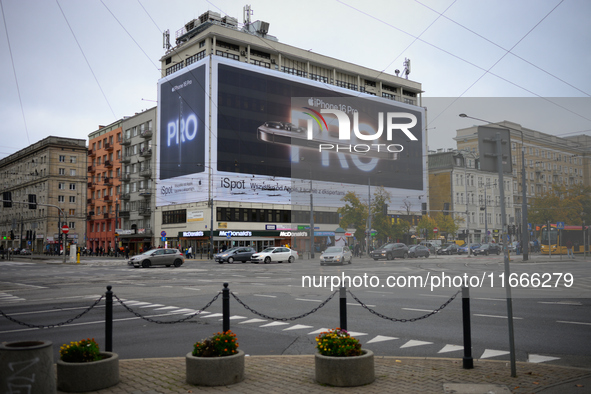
[222,283,230,332]
[462,286,473,369]
[339,286,347,331]
[105,285,113,352]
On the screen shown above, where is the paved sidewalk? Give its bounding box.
[56,356,591,394]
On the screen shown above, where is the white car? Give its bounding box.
[251,247,298,264]
[320,246,352,265]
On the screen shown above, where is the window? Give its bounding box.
[59,168,65,175]
[68,209,75,216]
[58,195,65,202]
[68,221,75,229]
[69,196,76,203]
[59,155,66,162]
[162,209,187,224]
[59,183,65,189]
[70,156,76,163]
[70,169,76,176]
[69,183,76,190]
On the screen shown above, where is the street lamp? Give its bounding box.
[459,114,529,261]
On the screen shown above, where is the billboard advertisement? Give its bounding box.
[156,60,208,206]
[156,57,425,208]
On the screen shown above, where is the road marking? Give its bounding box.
[183,287,201,291]
[403,308,437,313]
[480,349,510,359]
[438,344,464,353]
[538,301,582,305]
[140,304,164,308]
[239,318,267,324]
[366,335,398,344]
[308,328,330,335]
[474,298,505,301]
[283,324,314,331]
[528,354,560,363]
[295,298,322,302]
[0,281,46,289]
[259,321,289,327]
[400,340,433,348]
[557,320,591,326]
[419,294,451,298]
[253,294,277,298]
[200,313,223,318]
[346,331,368,337]
[347,302,375,307]
[219,315,247,321]
[474,314,523,319]
[153,306,180,310]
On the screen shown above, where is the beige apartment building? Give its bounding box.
[0,136,88,252]
[455,121,591,226]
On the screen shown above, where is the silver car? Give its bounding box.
[128,248,185,268]
[320,246,352,266]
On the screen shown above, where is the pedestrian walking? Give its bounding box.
[566,240,574,259]
[125,245,130,259]
[187,246,193,259]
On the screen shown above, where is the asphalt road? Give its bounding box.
[1,253,590,368]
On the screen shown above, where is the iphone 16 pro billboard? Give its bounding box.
[215,60,424,192]
[158,64,206,180]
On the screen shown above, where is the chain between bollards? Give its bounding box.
[106,285,113,352]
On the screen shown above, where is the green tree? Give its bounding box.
[417,216,438,240]
[338,192,367,241]
[529,184,591,225]
[434,212,464,240]
[371,187,392,244]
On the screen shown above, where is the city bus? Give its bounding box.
[540,224,588,255]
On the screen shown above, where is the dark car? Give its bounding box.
[437,243,459,255]
[369,243,409,260]
[215,247,257,264]
[472,243,501,256]
[409,245,430,258]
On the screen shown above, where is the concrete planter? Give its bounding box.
[186,349,245,386]
[315,349,375,387]
[57,351,119,392]
[0,340,56,394]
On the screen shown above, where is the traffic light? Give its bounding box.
[28,194,37,209]
[10,230,14,240]
[3,191,11,207]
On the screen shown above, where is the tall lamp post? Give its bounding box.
[459,114,529,261]
[198,163,214,259]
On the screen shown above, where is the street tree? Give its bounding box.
[338,192,367,241]
[417,216,438,240]
[434,212,464,240]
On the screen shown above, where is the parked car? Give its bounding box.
[19,248,33,255]
[128,248,185,268]
[457,245,469,255]
[419,241,438,254]
[215,247,257,264]
[469,243,481,252]
[369,243,409,260]
[251,247,298,264]
[472,243,501,256]
[437,243,459,255]
[320,246,352,265]
[408,245,430,258]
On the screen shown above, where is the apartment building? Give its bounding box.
[0,137,87,252]
[118,107,157,253]
[428,149,516,244]
[87,122,123,253]
[455,121,591,226]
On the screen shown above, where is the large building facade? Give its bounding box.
[154,10,426,254]
[86,123,124,253]
[0,137,87,252]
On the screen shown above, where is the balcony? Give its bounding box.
[104,142,114,151]
[139,188,151,197]
[86,214,93,221]
[103,177,113,186]
[121,137,131,146]
[140,129,153,139]
[104,160,113,168]
[88,165,96,173]
[87,198,93,205]
[103,212,110,219]
[104,195,112,202]
[120,155,130,164]
[88,149,96,157]
[121,173,131,182]
[140,168,152,177]
[121,193,130,201]
[139,207,151,216]
[139,148,152,157]
[87,182,95,189]
[118,210,130,218]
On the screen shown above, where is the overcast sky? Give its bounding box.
[1,0,590,159]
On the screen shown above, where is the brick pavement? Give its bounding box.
[56,356,591,394]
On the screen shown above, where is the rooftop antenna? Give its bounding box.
[402,58,411,79]
[163,29,170,50]
[243,4,253,25]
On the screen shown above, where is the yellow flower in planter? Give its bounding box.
[315,328,362,357]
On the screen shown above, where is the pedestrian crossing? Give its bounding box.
[117,298,561,364]
[0,292,26,303]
